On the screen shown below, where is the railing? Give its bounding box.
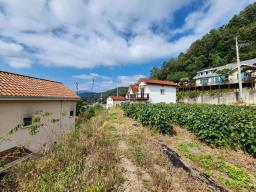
[127,93,149,100]
[179,77,256,89]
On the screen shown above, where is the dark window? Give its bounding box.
[23,117,32,126]
[160,89,165,95]
[70,110,74,117]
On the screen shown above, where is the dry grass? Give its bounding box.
[157,125,256,191]
[3,106,249,192]
[110,107,212,192]
[0,110,123,192]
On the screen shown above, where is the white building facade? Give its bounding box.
[194,58,256,87]
[106,96,126,109]
[127,79,177,104]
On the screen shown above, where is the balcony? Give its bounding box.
[127,93,149,101]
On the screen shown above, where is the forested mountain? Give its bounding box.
[78,87,128,103]
[150,2,256,82]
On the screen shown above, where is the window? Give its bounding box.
[160,89,165,95]
[23,117,32,126]
[70,110,74,117]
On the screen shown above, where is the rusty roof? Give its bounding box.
[0,70,79,100]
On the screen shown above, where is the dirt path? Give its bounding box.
[104,108,213,192]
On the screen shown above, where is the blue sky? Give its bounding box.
[0,0,255,92]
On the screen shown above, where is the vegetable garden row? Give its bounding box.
[121,103,256,157]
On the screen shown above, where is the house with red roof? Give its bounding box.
[126,78,177,103]
[106,95,126,109]
[0,70,79,153]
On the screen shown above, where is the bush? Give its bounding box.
[121,103,256,157]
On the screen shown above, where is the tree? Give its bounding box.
[149,2,256,83]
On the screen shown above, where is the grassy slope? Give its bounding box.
[3,107,256,191]
[0,110,123,192]
[1,108,212,192]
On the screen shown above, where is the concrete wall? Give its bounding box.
[146,84,176,104]
[0,100,76,153]
[179,88,256,105]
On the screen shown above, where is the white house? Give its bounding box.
[193,58,256,87]
[126,78,177,103]
[106,96,126,109]
[0,70,79,153]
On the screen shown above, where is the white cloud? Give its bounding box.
[72,73,112,80]
[173,0,256,36]
[0,41,23,56]
[0,0,254,69]
[117,75,146,86]
[8,58,31,68]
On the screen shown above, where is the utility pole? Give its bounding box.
[116,82,119,96]
[91,77,95,91]
[235,36,243,102]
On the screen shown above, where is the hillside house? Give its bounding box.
[106,96,126,109]
[126,78,177,103]
[193,58,256,87]
[0,71,79,153]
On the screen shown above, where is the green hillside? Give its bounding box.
[150,2,256,82]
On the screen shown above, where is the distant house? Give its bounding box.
[106,96,126,109]
[126,78,177,103]
[0,71,79,153]
[193,58,256,87]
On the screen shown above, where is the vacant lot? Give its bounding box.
[1,107,217,192]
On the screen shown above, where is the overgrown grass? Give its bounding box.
[0,109,123,192]
[178,142,256,191]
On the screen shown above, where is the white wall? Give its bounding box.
[107,97,125,108]
[107,97,113,109]
[0,100,76,153]
[140,84,176,103]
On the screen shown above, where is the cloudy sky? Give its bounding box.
[0,0,255,92]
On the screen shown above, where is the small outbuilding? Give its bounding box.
[106,96,126,109]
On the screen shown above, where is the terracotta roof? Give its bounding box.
[110,96,126,101]
[139,78,177,86]
[0,71,79,100]
[129,84,139,93]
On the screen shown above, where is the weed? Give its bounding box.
[178,142,254,191]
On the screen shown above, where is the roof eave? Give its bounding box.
[0,96,80,101]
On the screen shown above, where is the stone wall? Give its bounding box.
[178,88,256,105]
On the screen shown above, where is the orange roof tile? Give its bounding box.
[139,78,177,86]
[0,71,79,100]
[110,96,126,101]
[129,84,139,93]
